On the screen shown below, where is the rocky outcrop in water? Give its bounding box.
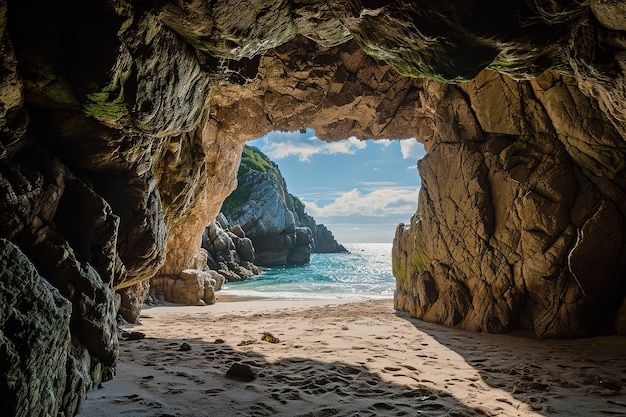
[222,146,346,265]
[221,146,314,266]
[2,0,626,414]
[291,194,348,254]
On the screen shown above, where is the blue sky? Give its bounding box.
[247,129,426,243]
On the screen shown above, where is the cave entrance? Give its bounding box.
[243,128,426,244]
[213,128,425,300]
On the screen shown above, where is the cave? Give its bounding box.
[2,0,626,415]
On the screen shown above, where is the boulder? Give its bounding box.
[150,269,218,306]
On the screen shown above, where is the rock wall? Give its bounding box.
[393,70,626,338]
[2,0,626,414]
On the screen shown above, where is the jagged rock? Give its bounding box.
[0,239,72,417]
[117,281,151,324]
[393,70,626,338]
[200,219,259,283]
[292,195,347,253]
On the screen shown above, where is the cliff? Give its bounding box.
[1,0,626,414]
[222,145,346,266]
[290,193,348,254]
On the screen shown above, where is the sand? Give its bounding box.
[79,297,626,416]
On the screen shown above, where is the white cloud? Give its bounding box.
[303,187,419,217]
[376,139,392,147]
[399,138,425,160]
[261,133,368,161]
[358,181,399,190]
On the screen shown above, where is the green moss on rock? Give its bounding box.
[34,69,80,105]
[83,88,129,124]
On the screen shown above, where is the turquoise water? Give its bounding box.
[222,243,396,300]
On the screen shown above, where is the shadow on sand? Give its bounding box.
[80,334,488,417]
[395,310,626,416]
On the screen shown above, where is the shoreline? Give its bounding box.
[141,292,381,319]
[80,298,626,417]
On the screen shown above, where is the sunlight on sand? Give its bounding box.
[80,299,626,416]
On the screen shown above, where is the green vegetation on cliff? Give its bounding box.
[222,145,277,212]
[239,145,277,176]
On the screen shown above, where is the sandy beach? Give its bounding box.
[79,297,626,416]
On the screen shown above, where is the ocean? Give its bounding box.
[222,243,396,300]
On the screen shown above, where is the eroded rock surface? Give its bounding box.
[201,213,259,283]
[2,0,626,414]
[222,146,314,266]
[393,70,626,338]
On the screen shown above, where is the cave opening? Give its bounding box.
[209,128,426,301]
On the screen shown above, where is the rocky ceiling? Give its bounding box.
[1,0,626,415]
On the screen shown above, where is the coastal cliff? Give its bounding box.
[222,145,346,266]
[1,0,626,414]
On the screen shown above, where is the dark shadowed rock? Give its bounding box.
[225,363,256,382]
[0,239,72,416]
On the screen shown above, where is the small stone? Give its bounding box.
[261,332,280,343]
[178,342,192,351]
[214,338,225,344]
[225,363,256,382]
[124,331,146,341]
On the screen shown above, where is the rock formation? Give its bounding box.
[201,213,259,282]
[291,194,348,254]
[1,0,626,414]
[222,145,346,265]
[221,145,315,266]
[149,246,225,307]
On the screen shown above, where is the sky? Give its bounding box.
[247,129,427,243]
